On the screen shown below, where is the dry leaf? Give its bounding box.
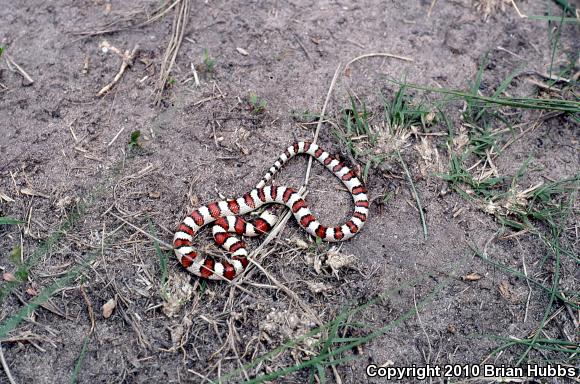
[26,287,38,296]
[306,281,332,294]
[462,272,482,282]
[102,298,117,319]
[304,253,323,274]
[3,273,16,282]
[498,281,512,300]
[56,195,78,210]
[149,191,161,199]
[0,191,15,202]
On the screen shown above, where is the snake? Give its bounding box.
[173,141,369,280]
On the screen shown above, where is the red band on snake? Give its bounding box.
[173,142,369,280]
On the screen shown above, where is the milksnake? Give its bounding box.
[173,142,369,280]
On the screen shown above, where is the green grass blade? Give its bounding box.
[70,335,91,384]
[0,217,23,225]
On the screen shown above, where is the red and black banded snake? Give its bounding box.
[173,142,369,280]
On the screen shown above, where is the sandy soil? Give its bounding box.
[0,1,578,383]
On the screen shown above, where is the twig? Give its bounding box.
[5,55,34,85]
[345,52,414,72]
[107,126,126,147]
[191,62,200,87]
[193,94,224,106]
[0,342,17,384]
[108,212,173,250]
[97,44,139,96]
[292,33,312,63]
[510,0,527,18]
[80,285,96,335]
[154,0,190,105]
[427,0,438,17]
[304,64,342,185]
[397,151,428,239]
[414,289,433,364]
[71,0,181,37]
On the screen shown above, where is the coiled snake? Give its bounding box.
[173,142,369,280]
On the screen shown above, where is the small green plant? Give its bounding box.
[290,109,321,123]
[0,46,4,57]
[128,130,141,150]
[167,77,177,86]
[203,49,215,72]
[248,92,267,114]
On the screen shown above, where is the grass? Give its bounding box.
[430,58,579,367]
[552,0,577,15]
[70,335,91,384]
[290,109,322,123]
[203,49,215,72]
[150,220,169,290]
[396,151,428,239]
[0,253,99,339]
[248,92,267,114]
[332,86,431,181]
[0,202,88,302]
[219,261,461,383]
[327,55,579,374]
[127,129,141,150]
[0,217,22,225]
[386,78,580,114]
[0,162,125,382]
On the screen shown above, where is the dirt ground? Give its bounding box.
[0,0,578,383]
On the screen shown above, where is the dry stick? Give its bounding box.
[72,0,180,37]
[154,0,190,105]
[304,64,342,184]
[510,0,527,18]
[293,33,312,63]
[108,212,173,250]
[97,44,139,96]
[228,319,249,382]
[427,0,438,17]
[107,125,126,147]
[139,0,182,29]
[344,52,414,71]
[0,342,17,384]
[191,62,200,86]
[80,286,96,335]
[5,55,34,85]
